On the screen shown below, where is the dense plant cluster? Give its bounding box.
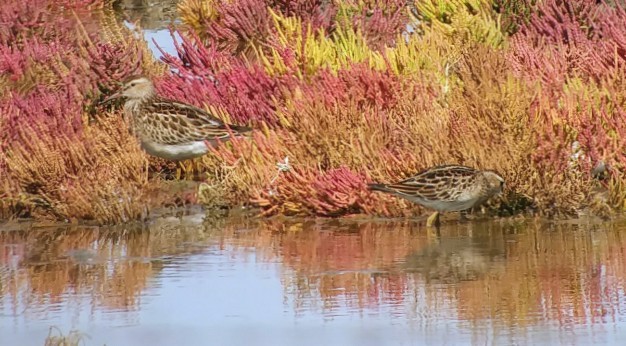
[1,0,624,223]
[170,0,625,218]
[0,0,165,222]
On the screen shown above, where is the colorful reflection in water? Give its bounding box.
[1,213,625,345]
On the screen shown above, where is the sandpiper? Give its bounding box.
[369,165,505,227]
[101,75,252,161]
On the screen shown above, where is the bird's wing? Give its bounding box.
[384,165,478,201]
[144,99,251,144]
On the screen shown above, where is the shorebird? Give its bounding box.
[369,165,505,227]
[100,75,252,161]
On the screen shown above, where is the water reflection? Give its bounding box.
[114,0,180,30]
[1,214,626,344]
[113,0,182,60]
[401,235,506,283]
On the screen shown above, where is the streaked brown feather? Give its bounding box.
[135,96,252,145]
[384,165,480,201]
[369,164,505,215]
[109,75,255,160]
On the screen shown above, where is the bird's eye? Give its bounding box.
[500,181,505,187]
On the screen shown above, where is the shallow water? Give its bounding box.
[1,212,626,345]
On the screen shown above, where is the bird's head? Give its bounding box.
[100,75,156,104]
[482,170,505,196]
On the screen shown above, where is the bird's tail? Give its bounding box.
[368,183,391,193]
[231,124,253,133]
[225,124,253,137]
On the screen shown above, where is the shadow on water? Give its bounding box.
[1,213,626,345]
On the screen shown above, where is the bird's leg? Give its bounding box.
[426,211,440,228]
[176,162,183,180]
[145,158,150,182]
[459,210,468,222]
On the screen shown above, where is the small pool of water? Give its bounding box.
[114,0,181,60]
[1,213,626,345]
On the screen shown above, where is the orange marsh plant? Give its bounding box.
[0,0,173,223]
[164,0,620,218]
[1,0,625,223]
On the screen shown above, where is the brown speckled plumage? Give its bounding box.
[133,99,251,145]
[369,165,504,227]
[102,75,252,161]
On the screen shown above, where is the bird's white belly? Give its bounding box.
[140,140,209,161]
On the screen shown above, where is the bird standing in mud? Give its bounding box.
[369,165,505,227]
[100,75,252,161]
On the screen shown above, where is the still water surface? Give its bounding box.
[1,212,626,345]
